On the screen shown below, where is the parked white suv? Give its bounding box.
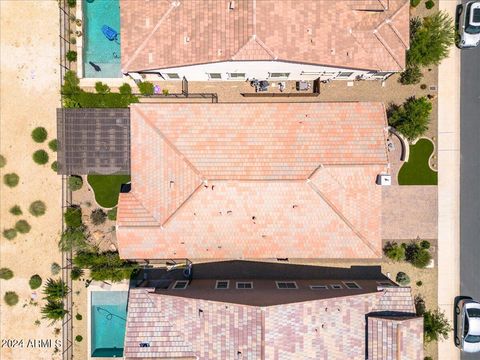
[455,298,480,353]
[457,1,480,48]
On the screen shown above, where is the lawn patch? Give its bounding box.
[87,175,131,208]
[398,139,437,185]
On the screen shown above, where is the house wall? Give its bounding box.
[126,60,394,82]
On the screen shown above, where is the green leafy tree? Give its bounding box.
[423,309,452,343]
[64,206,83,228]
[119,83,132,95]
[405,241,432,268]
[74,250,138,282]
[95,82,111,95]
[388,97,432,141]
[29,274,43,290]
[0,268,14,280]
[41,300,68,322]
[68,175,83,191]
[43,278,68,301]
[59,227,87,252]
[383,242,406,261]
[138,81,154,96]
[33,150,49,165]
[90,209,107,225]
[407,11,455,66]
[31,127,48,143]
[71,267,84,280]
[66,50,77,62]
[61,70,81,97]
[399,65,423,85]
[396,271,410,285]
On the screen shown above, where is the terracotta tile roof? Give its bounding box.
[120,0,409,73]
[117,103,388,260]
[124,287,422,360]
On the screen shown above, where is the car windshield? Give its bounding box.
[465,335,480,343]
[468,308,480,317]
[465,5,480,34]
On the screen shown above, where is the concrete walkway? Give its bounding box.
[437,1,461,359]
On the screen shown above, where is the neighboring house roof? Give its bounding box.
[116,103,389,260]
[124,286,422,360]
[120,0,410,73]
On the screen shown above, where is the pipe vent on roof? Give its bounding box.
[229,1,235,10]
[171,1,180,7]
[184,36,190,44]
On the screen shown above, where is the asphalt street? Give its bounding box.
[459,16,480,360]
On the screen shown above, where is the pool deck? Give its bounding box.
[87,281,129,360]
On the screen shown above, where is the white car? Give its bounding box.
[457,1,480,48]
[455,298,480,353]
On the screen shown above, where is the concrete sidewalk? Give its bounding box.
[437,1,461,359]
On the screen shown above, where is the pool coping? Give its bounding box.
[87,281,130,360]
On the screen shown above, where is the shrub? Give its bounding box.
[29,275,43,290]
[9,205,22,216]
[424,357,433,360]
[119,83,132,95]
[162,89,169,95]
[416,280,423,286]
[420,240,431,249]
[31,127,48,143]
[64,206,82,228]
[4,173,19,187]
[138,81,154,96]
[4,291,19,306]
[388,97,432,141]
[41,300,68,322]
[425,0,435,9]
[61,70,81,97]
[29,201,46,217]
[90,209,107,225]
[66,50,77,62]
[59,227,87,252]
[95,82,111,95]
[383,242,405,261]
[15,220,31,234]
[67,0,76,7]
[75,313,83,320]
[415,295,426,316]
[410,0,421,7]
[405,241,432,268]
[423,309,452,343]
[75,335,83,342]
[107,207,117,221]
[51,161,59,172]
[0,268,14,280]
[407,11,455,67]
[3,229,17,240]
[51,263,61,275]
[0,154,6,168]
[48,139,58,152]
[70,37,76,45]
[73,250,138,282]
[68,91,139,108]
[71,267,84,280]
[68,175,83,191]
[396,271,410,285]
[420,84,428,90]
[399,65,422,85]
[43,278,68,301]
[33,150,49,165]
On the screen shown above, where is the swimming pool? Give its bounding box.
[91,291,128,357]
[83,0,122,78]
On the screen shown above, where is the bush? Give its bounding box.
[0,154,6,168]
[396,271,410,285]
[29,201,46,217]
[68,175,83,191]
[67,0,76,7]
[61,70,81,97]
[410,0,421,7]
[90,209,107,225]
[29,275,43,290]
[399,65,422,85]
[71,267,84,280]
[420,84,428,90]
[66,50,77,62]
[424,357,433,360]
[9,205,22,216]
[41,300,68,322]
[51,263,61,276]
[73,250,138,282]
[33,150,49,165]
[48,139,58,152]
[415,295,426,316]
[405,241,432,268]
[388,97,432,141]
[4,291,19,306]
[0,268,14,280]
[383,242,405,261]
[31,127,48,143]
[4,173,19,187]
[15,220,31,234]
[51,161,59,172]
[64,206,82,228]
[107,207,117,221]
[416,280,423,286]
[75,335,83,342]
[425,0,435,9]
[59,227,87,252]
[407,11,455,67]
[420,240,431,249]
[423,309,452,343]
[75,313,83,320]
[3,229,17,240]
[119,83,132,95]
[68,91,139,108]
[43,278,68,301]
[138,81,154,96]
[95,82,110,95]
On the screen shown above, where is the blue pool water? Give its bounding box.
[83,0,122,78]
[91,291,128,357]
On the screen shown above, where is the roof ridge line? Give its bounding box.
[373,29,404,70]
[231,36,276,60]
[118,192,161,226]
[122,1,177,72]
[254,36,278,60]
[307,179,381,257]
[375,1,409,48]
[161,182,204,227]
[348,31,384,71]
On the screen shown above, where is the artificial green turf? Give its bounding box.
[398,139,437,185]
[87,175,131,208]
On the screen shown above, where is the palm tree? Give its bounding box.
[43,278,68,301]
[41,300,68,322]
